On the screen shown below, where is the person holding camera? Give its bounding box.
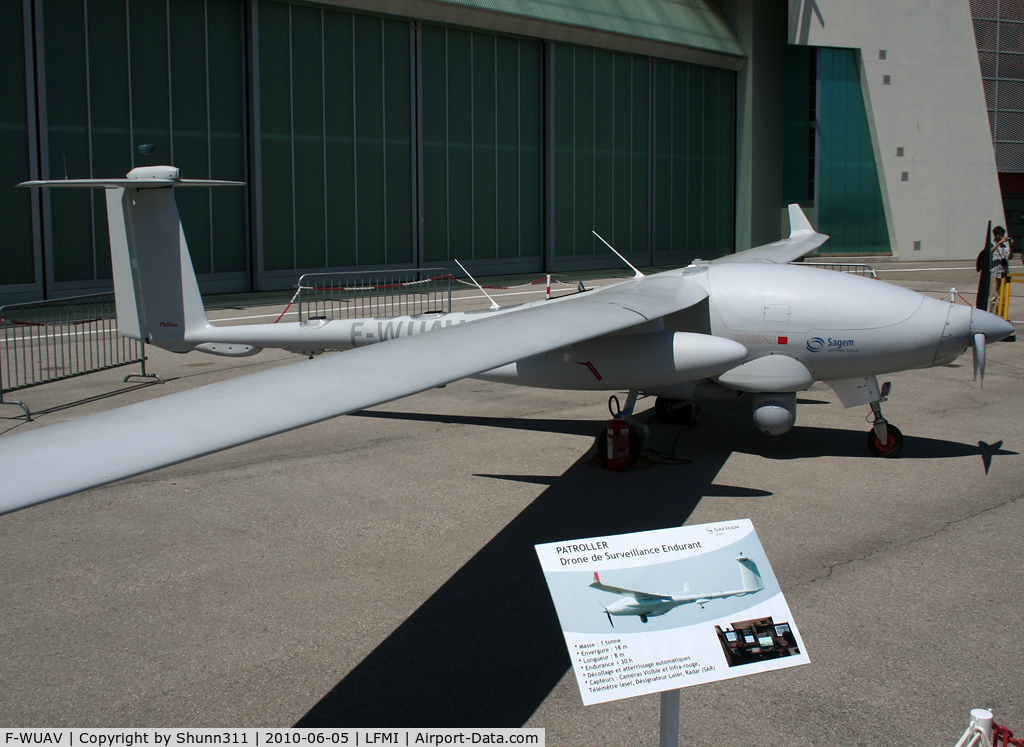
[990,225,1013,313]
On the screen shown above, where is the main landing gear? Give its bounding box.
[866,381,903,458]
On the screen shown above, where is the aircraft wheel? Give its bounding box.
[654,397,694,425]
[867,424,903,458]
[640,615,649,623]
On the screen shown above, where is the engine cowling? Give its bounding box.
[752,392,797,436]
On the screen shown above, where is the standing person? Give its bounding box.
[990,226,1013,314]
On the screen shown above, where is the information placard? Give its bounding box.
[535,520,808,705]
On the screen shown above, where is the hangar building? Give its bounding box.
[0,0,1010,303]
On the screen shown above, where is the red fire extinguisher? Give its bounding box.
[606,419,631,471]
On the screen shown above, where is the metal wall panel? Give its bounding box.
[256,3,413,283]
[652,60,736,263]
[420,24,543,271]
[10,0,742,301]
[549,43,651,269]
[0,0,38,294]
[36,0,248,294]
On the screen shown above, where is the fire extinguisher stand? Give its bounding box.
[606,418,632,470]
[660,690,680,746]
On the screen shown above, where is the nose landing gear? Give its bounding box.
[866,382,903,458]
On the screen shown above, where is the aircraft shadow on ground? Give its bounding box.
[296,439,732,727]
[297,408,1011,727]
[352,407,1006,462]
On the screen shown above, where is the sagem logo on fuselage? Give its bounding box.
[807,336,859,353]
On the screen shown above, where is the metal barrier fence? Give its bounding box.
[296,268,452,321]
[796,262,878,279]
[0,292,159,420]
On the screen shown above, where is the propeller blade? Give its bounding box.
[973,333,987,387]
[605,610,614,628]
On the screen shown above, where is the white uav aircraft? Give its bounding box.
[0,166,1014,514]
[590,555,764,626]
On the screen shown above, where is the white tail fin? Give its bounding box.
[21,166,243,352]
[737,555,765,592]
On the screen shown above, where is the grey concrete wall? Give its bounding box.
[790,0,1004,260]
[726,0,789,250]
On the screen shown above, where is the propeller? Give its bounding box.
[976,220,992,311]
[968,306,1015,387]
[973,333,987,387]
[600,603,614,628]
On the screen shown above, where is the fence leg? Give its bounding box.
[123,349,164,384]
[0,394,32,422]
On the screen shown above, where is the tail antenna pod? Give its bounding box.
[454,259,500,310]
[592,231,644,278]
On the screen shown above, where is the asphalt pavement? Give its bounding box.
[0,261,1021,745]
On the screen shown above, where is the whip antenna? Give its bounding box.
[593,231,643,277]
[454,259,500,309]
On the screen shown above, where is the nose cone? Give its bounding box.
[971,309,1016,342]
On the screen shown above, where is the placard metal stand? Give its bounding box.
[659,689,680,747]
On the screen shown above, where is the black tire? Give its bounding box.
[867,424,903,458]
[654,397,694,425]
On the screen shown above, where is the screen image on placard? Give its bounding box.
[535,520,809,705]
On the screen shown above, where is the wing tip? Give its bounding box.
[788,204,815,237]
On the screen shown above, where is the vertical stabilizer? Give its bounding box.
[20,167,242,352]
[737,555,764,592]
[107,179,210,350]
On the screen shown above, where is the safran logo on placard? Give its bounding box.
[806,337,825,352]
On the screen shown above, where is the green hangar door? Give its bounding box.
[420,26,544,276]
[37,0,249,295]
[255,5,414,288]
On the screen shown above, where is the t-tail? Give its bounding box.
[737,554,764,593]
[19,166,242,352]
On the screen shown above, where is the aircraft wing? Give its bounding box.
[0,274,707,515]
[711,204,828,264]
[589,573,671,602]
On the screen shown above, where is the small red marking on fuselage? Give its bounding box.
[581,361,603,381]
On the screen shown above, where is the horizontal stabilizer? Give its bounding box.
[19,178,243,190]
[19,164,244,191]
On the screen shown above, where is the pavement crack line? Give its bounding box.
[784,491,1024,593]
